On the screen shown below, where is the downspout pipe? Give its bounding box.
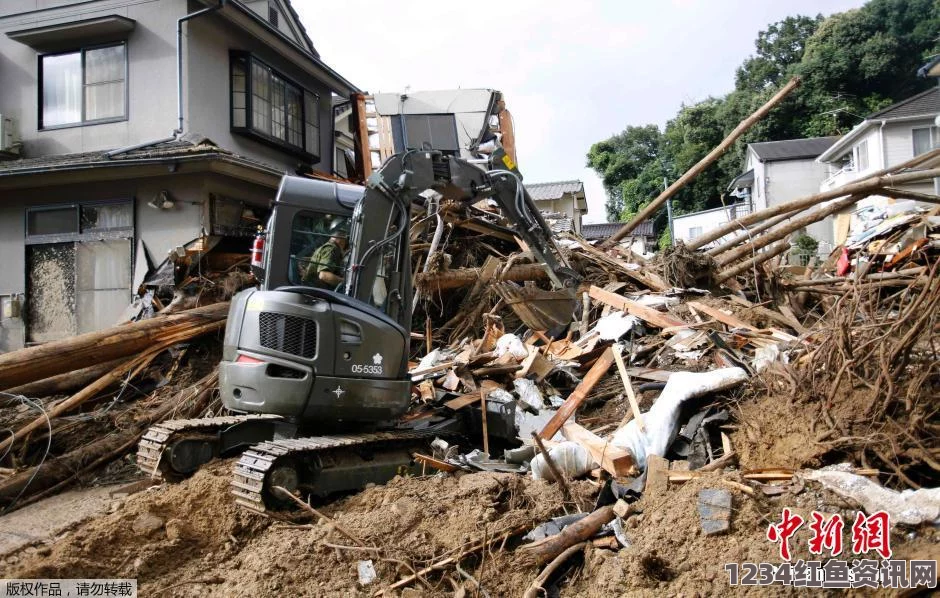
[106,0,225,158]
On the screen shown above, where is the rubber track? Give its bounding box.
[136,414,283,480]
[231,428,439,514]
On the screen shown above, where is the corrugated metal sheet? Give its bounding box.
[582,221,653,240]
[526,180,584,201]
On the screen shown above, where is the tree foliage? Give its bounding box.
[587,0,940,230]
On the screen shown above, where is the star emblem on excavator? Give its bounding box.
[372,353,383,365]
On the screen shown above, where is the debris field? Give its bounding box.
[2,91,939,596]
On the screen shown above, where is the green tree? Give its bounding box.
[586,125,664,220]
[586,0,940,238]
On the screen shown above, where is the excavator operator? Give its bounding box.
[302,218,348,289]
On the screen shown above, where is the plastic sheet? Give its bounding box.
[531,441,594,480]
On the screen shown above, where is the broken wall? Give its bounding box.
[0,172,275,352]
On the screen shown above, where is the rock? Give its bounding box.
[132,512,164,536]
[164,518,191,541]
[697,488,732,536]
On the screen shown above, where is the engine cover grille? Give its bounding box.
[258,312,317,359]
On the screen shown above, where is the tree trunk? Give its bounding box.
[0,302,228,390]
[602,76,801,247]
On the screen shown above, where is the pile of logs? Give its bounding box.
[0,303,227,510]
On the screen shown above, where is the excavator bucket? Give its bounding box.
[494,282,577,331]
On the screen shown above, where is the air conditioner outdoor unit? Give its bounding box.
[0,115,20,154]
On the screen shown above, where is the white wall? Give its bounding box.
[673,206,735,246]
[0,0,183,158]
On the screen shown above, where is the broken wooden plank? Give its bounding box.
[444,393,479,411]
[561,422,637,477]
[588,286,685,329]
[612,344,645,433]
[564,234,668,291]
[685,301,757,331]
[413,453,460,473]
[539,347,616,440]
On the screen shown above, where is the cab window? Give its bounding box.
[288,211,350,290]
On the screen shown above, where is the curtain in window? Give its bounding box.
[42,53,81,126]
[84,45,125,121]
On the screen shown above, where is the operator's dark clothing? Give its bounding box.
[302,240,344,289]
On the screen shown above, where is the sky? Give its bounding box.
[295,0,865,223]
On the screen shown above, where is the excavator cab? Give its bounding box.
[220,174,413,427]
[220,149,578,429]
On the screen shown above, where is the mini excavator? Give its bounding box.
[137,147,581,513]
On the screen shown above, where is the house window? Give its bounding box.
[40,43,126,128]
[26,201,132,242]
[230,52,320,160]
[855,140,869,171]
[688,226,702,239]
[24,201,134,341]
[913,127,936,156]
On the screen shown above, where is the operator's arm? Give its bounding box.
[318,270,343,286]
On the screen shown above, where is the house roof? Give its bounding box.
[526,180,584,201]
[0,134,284,180]
[582,221,654,240]
[866,88,940,120]
[818,88,940,163]
[749,136,841,161]
[727,168,754,190]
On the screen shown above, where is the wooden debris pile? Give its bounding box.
[0,302,228,512]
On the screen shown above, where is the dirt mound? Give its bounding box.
[7,462,593,596]
[7,460,938,596]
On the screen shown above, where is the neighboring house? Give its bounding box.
[676,136,839,249]
[526,181,587,235]
[0,0,358,352]
[816,88,939,243]
[582,221,655,254]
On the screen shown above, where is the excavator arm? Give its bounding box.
[345,148,581,332]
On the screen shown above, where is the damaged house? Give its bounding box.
[0,0,358,351]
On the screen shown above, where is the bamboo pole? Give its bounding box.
[602,76,802,247]
[688,155,940,251]
[714,194,862,266]
[715,239,793,283]
[705,211,793,257]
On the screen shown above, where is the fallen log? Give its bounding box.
[415,263,548,291]
[519,505,615,565]
[705,211,793,257]
[2,359,127,399]
[0,302,228,390]
[688,160,940,250]
[715,239,793,283]
[603,76,801,247]
[713,194,862,266]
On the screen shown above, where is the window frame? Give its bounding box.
[854,139,869,172]
[912,126,937,157]
[229,51,320,162]
[38,41,128,131]
[25,199,134,245]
